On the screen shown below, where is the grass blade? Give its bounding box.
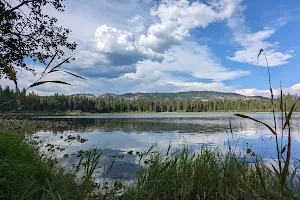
[283,98,300,130]
[62,70,86,80]
[49,57,72,72]
[1,56,17,87]
[29,81,71,88]
[43,52,58,73]
[234,114,276,135]
[281,111,292,186]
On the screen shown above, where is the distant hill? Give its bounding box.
[74,91,267,100]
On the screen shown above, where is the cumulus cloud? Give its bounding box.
[67,0,243,80]
[47,0,155,41]
[128,15,145,33]
[92,0,242,64]
[95,25,136,53]
[139,0,241,53]
[127,42,250,82]
[81,41,247,94]
[227,6,293,67]
[67,25,163,78]
[94,25,163,62]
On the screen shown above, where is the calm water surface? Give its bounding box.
[36,113,300,180]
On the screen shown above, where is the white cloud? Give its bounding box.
[129,41,250,82]
[94,25,163,62]
[66,25,163,78]
[80,41,247,94]
[228,29,293,66]
[227,6,293,67]
[139,0,241,53]
[167,81,232,92]
[76,0,242,71]
[47,0,154,42]
[64,0,244,80]
[234,88,272,97]
[235,83,300,97]
[128,15,145,33]
[95,25,136,52]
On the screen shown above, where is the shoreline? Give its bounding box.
[13,111,300,116]
[1,130,299,199]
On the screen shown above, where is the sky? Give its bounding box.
[2,0,300,97]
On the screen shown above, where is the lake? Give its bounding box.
[36,113,300,181]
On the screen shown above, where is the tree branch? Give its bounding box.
[1,0,42,16]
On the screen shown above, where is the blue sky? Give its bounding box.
[2,0,300,96]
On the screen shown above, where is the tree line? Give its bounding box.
[0,86,299,113]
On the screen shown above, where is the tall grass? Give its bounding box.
[0,130,121,200]
[0,132,89,200]
[120,147,300,200]
[234,49,300,192]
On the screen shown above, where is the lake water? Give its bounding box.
[36,113,300,181]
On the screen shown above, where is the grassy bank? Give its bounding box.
[0,132,95,200]
[1,131,300,200]
[122,148,300,200]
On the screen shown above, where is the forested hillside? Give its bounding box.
[87,91,266,100]
[0,86,298,113]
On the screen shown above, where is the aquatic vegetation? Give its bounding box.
[0,114,70,133]
[121,147,300,200]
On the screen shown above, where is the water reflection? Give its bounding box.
[36,113,300,180]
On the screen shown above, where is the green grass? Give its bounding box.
[121,148,300,200]
[0,131,95,200]
[1,131,300,200]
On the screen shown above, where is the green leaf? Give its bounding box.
[280,145,287,154]
[290,168,297,186]
[281,112,291,186]
[234,114,276,135]
[159,161,171,174]
[6,66,17,86]
[29,81,71,88]
[271,163,280,177]
[283,98,300,130]
[280,88,283,112]
[62,70,86,79]
[0,57,17,87]
[255,162,266,191]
